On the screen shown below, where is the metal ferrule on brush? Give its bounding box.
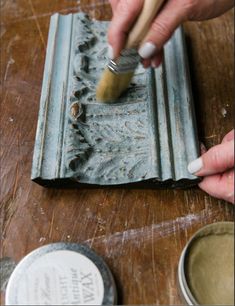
[108,48,141,74]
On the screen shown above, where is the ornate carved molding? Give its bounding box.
[32,13,200,187]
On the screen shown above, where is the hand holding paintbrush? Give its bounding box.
[96,0,234,102]
[96,0,165,102]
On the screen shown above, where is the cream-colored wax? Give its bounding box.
[186,231,234,305]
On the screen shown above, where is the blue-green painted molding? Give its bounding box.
[31,13,200,187]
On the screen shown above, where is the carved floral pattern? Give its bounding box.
[66,14,154,184]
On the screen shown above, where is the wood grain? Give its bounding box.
[0,1,234,304]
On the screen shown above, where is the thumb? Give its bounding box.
[138,0,185,59]
[188,140,234,176]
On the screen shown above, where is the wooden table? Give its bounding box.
[0,1,234,304]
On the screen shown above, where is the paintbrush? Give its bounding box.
[96,0,165,102]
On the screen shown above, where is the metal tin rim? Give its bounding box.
[178,221,234,305]
[178,244,198,305]
[5,243,117,305]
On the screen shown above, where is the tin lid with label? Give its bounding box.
[5,243,117,305]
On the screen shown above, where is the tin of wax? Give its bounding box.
[178,222,234,305]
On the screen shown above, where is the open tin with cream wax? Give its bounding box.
[178,222,234,305]
[5,243,117,305]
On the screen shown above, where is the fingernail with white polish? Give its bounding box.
[108,44,114,60]
[188,157,203,174]
[151,60,157,68]
[138,42,157,59]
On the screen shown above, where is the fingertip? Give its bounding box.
[142,58,151,68]
[151,59,160,68]
[151,60,158,68]
[151,52,163,68]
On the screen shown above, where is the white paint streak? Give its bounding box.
[151,222,158,300]
[4,8,77,23]
[27,0,46,49]
[4,1,110,24]
[84,211,211,247]
[77,0,109,10]
[89,221,99,248]
[6,35,20,53]
[0,26,6,38]
[4,57,15,81]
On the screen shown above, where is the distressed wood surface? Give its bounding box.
[0,0,234,305]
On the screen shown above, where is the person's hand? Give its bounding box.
[108,0,234,67]
[188,130,234,204]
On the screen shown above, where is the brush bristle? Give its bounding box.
[96,68,133,102]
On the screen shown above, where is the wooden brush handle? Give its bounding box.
[126,0,165,49]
